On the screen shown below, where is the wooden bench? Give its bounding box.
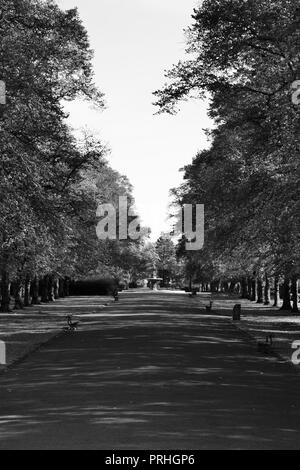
[257,334,274,354]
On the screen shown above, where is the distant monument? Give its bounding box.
[147,273,163,290]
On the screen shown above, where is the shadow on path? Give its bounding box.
[0,290,300,449]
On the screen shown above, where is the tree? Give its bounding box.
[0,0,106,310]
[155,0,300,308]
[155,235,178,286]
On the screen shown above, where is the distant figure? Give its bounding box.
[113,289,119,301]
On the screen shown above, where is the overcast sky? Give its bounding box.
[58,0,211,240]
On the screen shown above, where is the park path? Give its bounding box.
[0,289,300,449]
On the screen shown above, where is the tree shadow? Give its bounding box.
[0,292,300,449]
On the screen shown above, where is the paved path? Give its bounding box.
[0,290,300,449]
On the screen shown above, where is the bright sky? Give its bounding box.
[58,0,211,240]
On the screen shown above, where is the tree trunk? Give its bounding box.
[65,277,70,297]
[13,280,24,310]
[256,278,263,303]
[162,270,167,288]
[24,275,31,307]
[40,275,49,303]
[247,277,252,300]
[212,280,221,293]
[53,278,59,300]
[251,279,257,301]
[0,270,11,312]
[273,276,279,307]
[31,276,40,305]
[291,277,299,313]
[59,278,65,298]
[229,281,235,293]
[240,278,248,299]
[47,275,55,302]
[222,281,229,292]
[280,278,291,311]
[263,274,270,305]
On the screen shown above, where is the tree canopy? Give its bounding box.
[154,0,300,310]
[0,0,149,310]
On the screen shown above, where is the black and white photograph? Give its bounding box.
[0,0,299,452]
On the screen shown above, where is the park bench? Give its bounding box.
[257,334,274,354]
[65,315,79,331]
[189,288,198,298]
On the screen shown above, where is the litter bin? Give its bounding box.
[232,304,241,321]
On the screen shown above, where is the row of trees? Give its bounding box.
[154,0,300,311]
[0,0,152,311]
